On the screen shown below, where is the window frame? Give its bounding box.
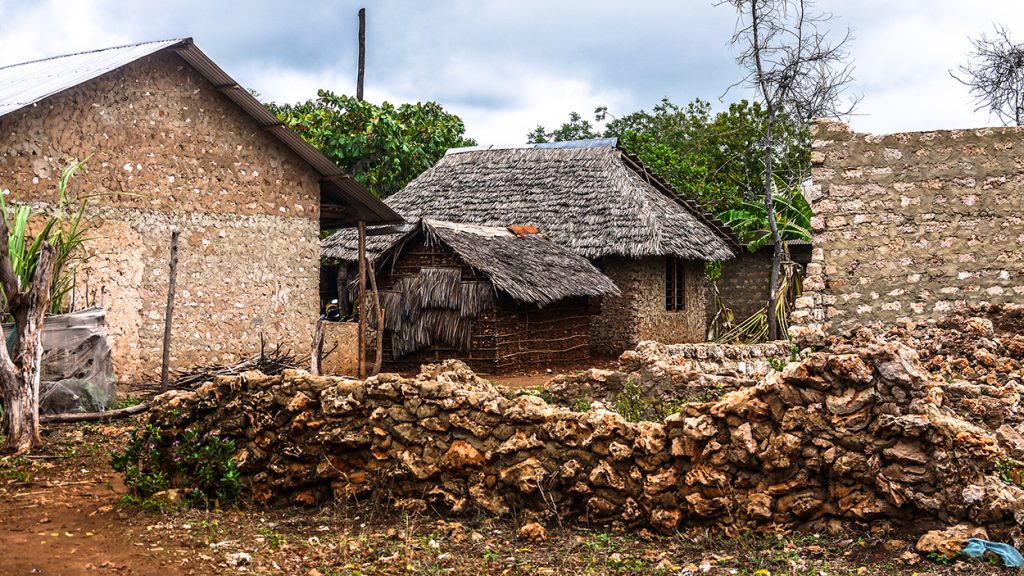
[665,257,686,312]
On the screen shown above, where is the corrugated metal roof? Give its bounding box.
[0,39,184,117]
[0,38,401,226]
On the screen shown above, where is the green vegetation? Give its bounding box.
[267,92,476,198]
[614,379,683,423]
[529,98,810,216]
[1,159,95,317]
[110,424,243,510]
[996,457,1024,488]
[116,395,142,410]
[720,181,813,250]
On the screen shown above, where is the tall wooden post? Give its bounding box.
[159,229,180,392]
[357,8,366,101]
[357,220,367,378]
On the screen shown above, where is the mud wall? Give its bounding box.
[591,257,706,356]
[796,121,1024,334]
[0,51,321,382]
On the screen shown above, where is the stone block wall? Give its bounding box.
[591,256,706,356]
[0,51,321,382]
[711,245,811,324]
[795,121,1024,333]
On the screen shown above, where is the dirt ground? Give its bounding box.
[1,420,1020,576]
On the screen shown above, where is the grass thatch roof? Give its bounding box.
[420,220,620,306]
[323,139,737,262]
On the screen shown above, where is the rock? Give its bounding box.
[496,430,544,454]
[517,522,548,542]
[650,507,682,532]
[916,524,988,558]
[225,552,252,567]
[469,484,509,515]
[440,440,485,471]
[965,317,994,338]
[500,457,547,493]
[149,489,185,511]
[827,354,875,384]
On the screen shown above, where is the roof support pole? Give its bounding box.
[357,220,367,379]
[357,8,366,101]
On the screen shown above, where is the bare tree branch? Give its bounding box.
[722,0,858,340]
[950,25,1024,126]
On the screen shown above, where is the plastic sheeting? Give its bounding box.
[3,307,117,414]
[962,538,1024,568]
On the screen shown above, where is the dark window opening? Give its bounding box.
[665,258,685,312]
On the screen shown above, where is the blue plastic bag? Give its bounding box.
[962,538,1024,568]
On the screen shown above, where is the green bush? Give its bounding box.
[613,379,683,423]
[110,424,243,510]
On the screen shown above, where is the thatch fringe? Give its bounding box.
[418,267,461,309]
[459,282,495,318]
[380,290,403,331]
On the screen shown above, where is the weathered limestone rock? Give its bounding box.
[916,524,988,558]
[147,324,1024,539]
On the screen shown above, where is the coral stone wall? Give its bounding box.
[796,121,1024,333]
[0,51,321,382]
[148,337,1024,538]
[711,245,811,325]
[591,257,706,356]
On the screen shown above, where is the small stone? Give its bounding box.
[225,552,252,567]
[518,522,548,542]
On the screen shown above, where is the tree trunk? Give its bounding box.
[764,118,783,341]
[0,240,56,454]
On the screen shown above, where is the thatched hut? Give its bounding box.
[324,139,737,355]
[340,219,619,373]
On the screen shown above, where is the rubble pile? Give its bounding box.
[149,332,1024,542]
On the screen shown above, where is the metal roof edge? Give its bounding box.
[446,137,619,156]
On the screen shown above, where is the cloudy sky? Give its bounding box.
[2,0,1022,144]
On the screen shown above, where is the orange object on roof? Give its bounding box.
[507,224,541,236]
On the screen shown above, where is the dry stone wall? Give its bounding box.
[0,51,321,382]
[797,120,1024,334]
[150,329,1024,541]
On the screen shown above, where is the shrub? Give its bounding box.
[110,424,243,510]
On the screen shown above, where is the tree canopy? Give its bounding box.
[268,91,476,198]
[529,98,809,215]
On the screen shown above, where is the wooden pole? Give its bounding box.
[357,220,367,378]
[311,319,324,376]
[159,229,179,392]
[357,8,366,101]
[368,257,383,376]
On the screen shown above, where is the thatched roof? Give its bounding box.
[323,139,737,261]
[388,220,620,307]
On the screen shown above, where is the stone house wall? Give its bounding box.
[795,120,1024,333]
[710,245,811,325]
[591,256,706,355]
[0,51,321,382]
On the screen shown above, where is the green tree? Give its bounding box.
[532,99,809,215]
[527,111,601,144]
[268,91,476,198]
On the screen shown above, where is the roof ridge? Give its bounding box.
[0,38,190,72]
[446,137,618,156]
